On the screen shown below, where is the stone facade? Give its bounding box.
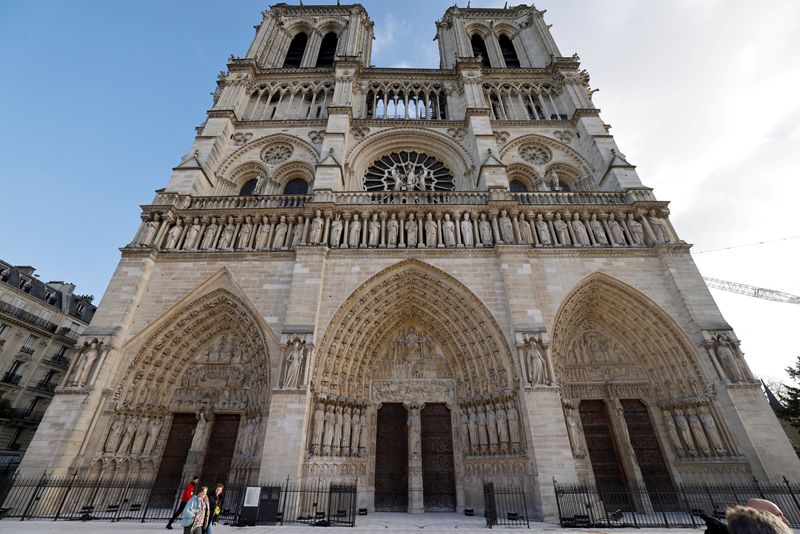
[0,260,96,463]
[19,3,800,522]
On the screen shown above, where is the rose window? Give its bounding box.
[363,151,455,192]
[260,144,293,164]
[518,143,552,165]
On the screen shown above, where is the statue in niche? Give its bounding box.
[105,416,125,453]
[648,209,670,243]
[117,417,137,455]
[476,406,489,454]
[486,404,499,454]
[519,216,533,244]
[687,408,711,456]
[571,213,590,245]
[143,417,162,456]
[237,216,254,249]
[405,214,418,247]
[164,219,183,249]
[311,402,325,454]
[131,417,149,455]
[607,213,627,245]
[589,214,608,245]
[368,214,381,247]
[322,405,335,455]
[200,217,219,250]
[495,403,509,453]
[357,410,369,456]
[461,213,474,246]
[699,406,726,455]
[348,214,362,247]
[499,210,514,244]
[272,216,288,249]
[424,213,437,247]
[715,336,743,382]
[662,410,685,457]
[190,412,210,451]
[183,218,202,250]
[218,217,236,250]
[626,213,644,245]
[330,215,343,247]
[283,338,306,388]
[140,214,160,246]
[386,213,398,246]
[673,409,697,455]
[478,213,493,246]
[442,213,456,246]
[467,407,479,454]
[351,408,362,456]
[460,411,471,453]
[535,214,551,245]
[506,401,521,453]
[523,336,547,386]
[333,406,344,456]
[408,408,421,453]
[255,216,270,249]
[309,210,324,245]
[254,172,270,195]
[549,170,561,191]
[553,213,570,245]
[290,217,303,248]
[342,407,352,456]
[564,404,586,458]
[71,339,102,387]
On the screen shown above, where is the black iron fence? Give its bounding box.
[554,478,800,529]
[0,473,357,527]
[483,481,530,529]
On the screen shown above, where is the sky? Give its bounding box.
[0,1,798,384]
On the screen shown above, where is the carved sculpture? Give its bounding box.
[673,409,697,455]
[190,412,210,451]
[442,213,456,246]
[535,214,551,245]
[424,213,437,247]
[351,408,362,456]
[348,214,362,248]
[607,213,626,245]
[272,216,288,249]
[523,337,547,386]
[477,406,489,454]
[311,402,325,455]
[368,214,381,247]
[330,215,343,247]
[218,217,235,250]
[255,216,270,249]
[117,417,136,455]
[200,217,218,250]
[553,213,569,245]
[627,213,644,245]
[563,402,586,458]
[506,401,521,453]
[237,216,254,249]
[699,406,727,455]
[589,214,608,245]
[333,406,344,456]
[104,416,124,453]
[291,217,303,248]
[341,407,352,456]
[283,338,306,388]
[715,336,743,382]
[687,408,711,456]
[143,417,162,456]
[322,405,335,455]
[499,210,514,244]
[309,210,324,245]
[405,214,418,247]
[495,403,509,453]
[71,340,102,387]
[662,410,685,457]
[140,215,160,246]
[131,417,149,455]
[165,220,183,249]
[461,213,474,246]
[183,218,202,250]
[387,214,398,246]
[479,214,493,246]
[648,209,669,243]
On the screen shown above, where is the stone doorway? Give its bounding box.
[374,403,408,511]
[578,400,628,508]
[150,413,196,507]
[421,403,456,511]
[200,413,241,486]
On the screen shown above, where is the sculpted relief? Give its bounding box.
[372,327,453,381]
[560,324,647,384]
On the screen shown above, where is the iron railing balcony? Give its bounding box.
[49,354,71,368]
[19,346,34,355]
[1,372,22,385]
[33,381,56,394]
[0,301,57,333]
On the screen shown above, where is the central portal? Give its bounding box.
[375,403,408,511]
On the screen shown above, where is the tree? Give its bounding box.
[778,356,800,429]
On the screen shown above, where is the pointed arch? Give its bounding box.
[313,259,517,399]
[551,272,706,400]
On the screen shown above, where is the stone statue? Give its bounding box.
[519,216,533,244]
[357,411,369,455]
[460,411,471,453]
[330,215,343,247]
[495,403,509,452]
[283,338,305,388]
[687,408,711,456]
[673,409,697,455]
[117,417,137,455]
[218,217,236,250]
[143,417,162,456]
[627,213,644,245]
[348,214,362,247]
[104,416,124,453]
[309,210,324,245]
[190,412,209,451]
[72,340,102,387]
[254,172,270,195]
[486,404,499,454]
[368,214,381,247]
[476,406,489,454]
[254,216,270,249]
[699,406,726,455]
[333,406,344,455]
[536,214,551,245]
[506,401,521,453]
[461,213,474,246]
[479,213,493,246]
[408,408,421,454]
[165,220,183,249]
[386,213,398,246]
[322,405,335,455]
[131,417,149,455]
[424,213,437,247]
[607,213,626,245]
[442,213,456,246]
[662,410,685,457]
[715,337,743,382]
[272,216,288,249]
[200,217,219,250]
[499,210,514,243]
[467,407,479,455]
[589,214,608,245]
[341,407,352,456]
[311,402,325,455]
[648,209,669,243]
[564,405,585,458]
[140,214,160,246]
[553,213,570,245]
[237,216,254,249]
[405,214,418,247]
[350,408,362,456]
[571,213,590,245]
[524,338,547,386]
[291,217,303,248]
[183,218,202,250]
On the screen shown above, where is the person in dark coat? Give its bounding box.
[166,476,199,530]
[204,483,224,534]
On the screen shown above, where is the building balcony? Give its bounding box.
[55,327,79,342]
[19,346,34,355]
[7,409,43,423]
[33,381,56,394]
[0,300,57,333]
[49,354,71,368]
[1,372,22,386]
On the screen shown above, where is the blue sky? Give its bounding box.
[1,1,799,381]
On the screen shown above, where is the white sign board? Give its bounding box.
[243,486,261,507]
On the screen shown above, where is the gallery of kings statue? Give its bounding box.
[19,2,800,521]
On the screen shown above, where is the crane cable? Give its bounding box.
[695,235,800,254]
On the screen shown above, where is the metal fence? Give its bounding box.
[483,481,530,529]
[554,478,800,529]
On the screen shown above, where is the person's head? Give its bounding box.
[198,486,208,497]
[746,499,789,525]
[191,476,199,484]
[726,505,792,534]
[215,483,224,495]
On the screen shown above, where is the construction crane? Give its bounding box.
[703,277,800,305]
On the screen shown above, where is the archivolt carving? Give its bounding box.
[312,260,516,399]
[551,273,706,401]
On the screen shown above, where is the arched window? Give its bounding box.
[470,34,491,68]
[283,178,309,195]
[283,32,308,68]
[509,180,527,192]
[315,32,338,68]
[498,35,520,68]
[240,178,258,196]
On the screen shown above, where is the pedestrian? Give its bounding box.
[181,485,210,534]
[166,475,199,530]
[205,483,225,534]
[727,504,792,534]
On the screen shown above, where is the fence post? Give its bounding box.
[753,476,766,499]
[21,472,48,521]
[112,477,132,522]
[53,472,78,521]
[280,475,289,525]
[679,483,697,528]
[783,476,800,522]
[521,483,529,528]
[552,479,564,527]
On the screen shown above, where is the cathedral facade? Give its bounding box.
[20,2,800,521]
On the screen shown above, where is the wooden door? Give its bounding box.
[579,400,629,509]
[421,403,456,511]
[150,413,196,507]
[374,403,408,511]
[200,414,241,487]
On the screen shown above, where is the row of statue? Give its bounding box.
[309,401,370,457]
[235,415,262,458]
[103,414,163,457]
[458,400,523,456]
[662,405,728,457]
[133,208,674,252]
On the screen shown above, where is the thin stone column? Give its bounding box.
[405,401,425,513]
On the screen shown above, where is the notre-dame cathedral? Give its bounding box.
[19,2,800,521]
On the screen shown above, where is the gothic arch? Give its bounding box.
[551,272,707,401]
[500,133,593,178]
[506,162,540,191]
[218,133,320,179]
[313,259,517,399]
[343,128,475,191]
